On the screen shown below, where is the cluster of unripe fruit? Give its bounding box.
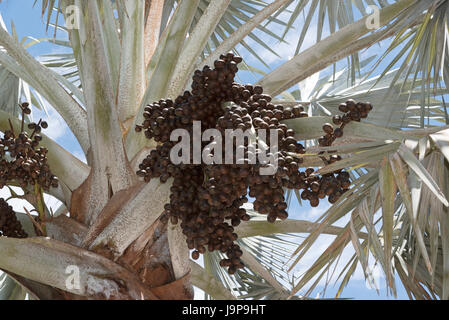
[302,100,374,206]
[319,100,373,146]
[136,54,373,274]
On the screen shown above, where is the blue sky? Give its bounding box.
[0,0,411,300]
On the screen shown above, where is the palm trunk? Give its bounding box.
[0,0,194,300]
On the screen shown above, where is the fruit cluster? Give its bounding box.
[319,100,373,147]
[136,53,373,274]
[0,198,27,238]
[0,103,58,190]
[299,99,374,207]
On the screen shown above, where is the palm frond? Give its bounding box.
[0,273,27,300]
[203,234,298,299]
[286,125,449,298]
[0,14,57,118]
[278,51,449,130]
[37,0,290,68]
[257,0,420,97]
[282,0,387,84]
[369,0,449,128]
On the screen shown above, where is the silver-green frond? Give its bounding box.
[368,0,449,128]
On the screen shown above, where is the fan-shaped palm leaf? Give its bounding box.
[368,0,449,128]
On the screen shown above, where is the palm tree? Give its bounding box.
[0,0,448,300]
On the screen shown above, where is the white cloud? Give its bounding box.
[302,202,331,219]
